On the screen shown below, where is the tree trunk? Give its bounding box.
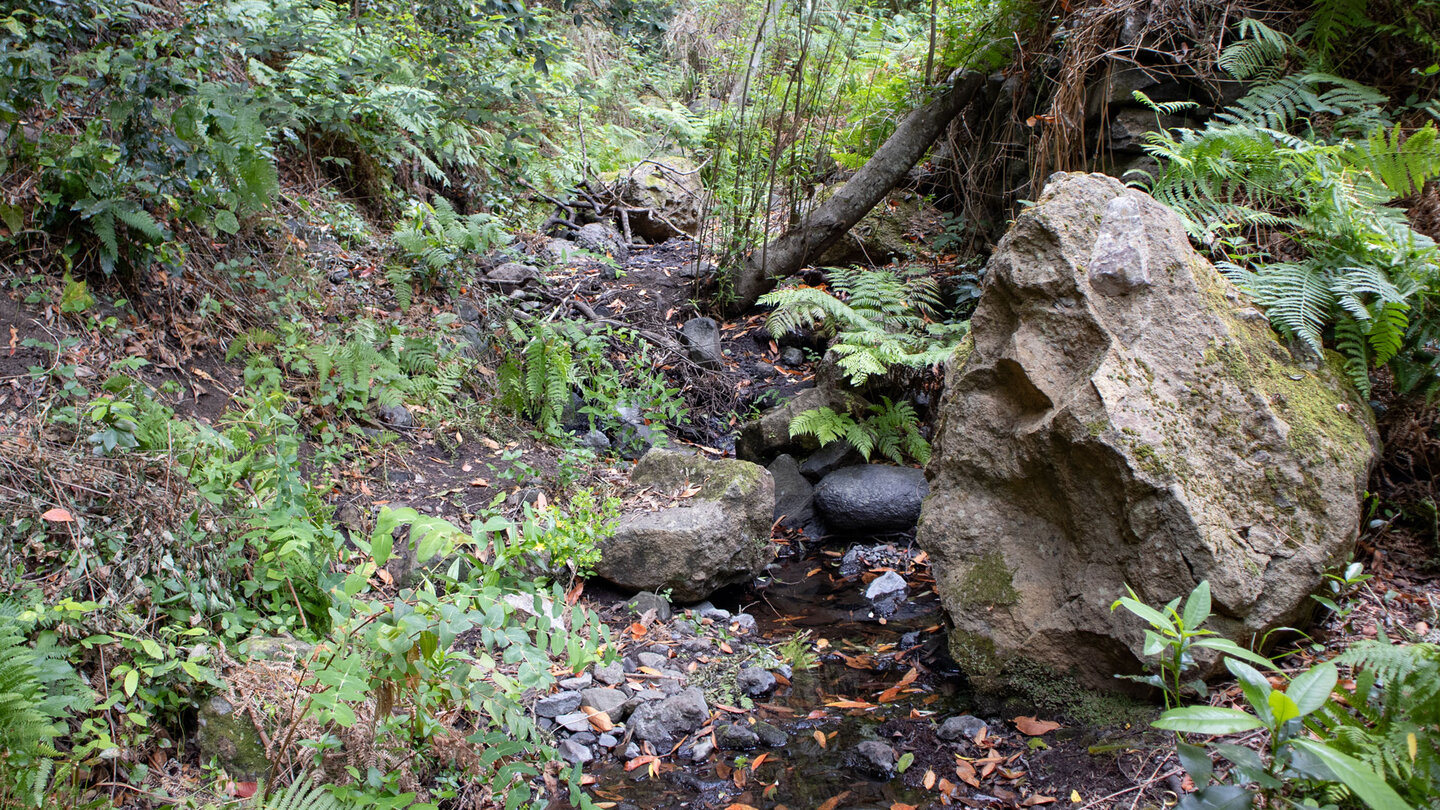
[731,70,986,312]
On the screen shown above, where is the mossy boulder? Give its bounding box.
[596,449,776,601]
[917,172,1379,691]
[195,695,270,780]
[600,157,706,242]
[816,190,940,266]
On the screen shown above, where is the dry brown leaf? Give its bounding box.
[816,792,852,810]
[725,804,760,810]
[955,759,980,787]
[891,804,918,810]
[813,730,827,749]
[41,508,74,523]
[1013,716,1062,736]
[624,755,658,772]
[1023,795,1057,806]
[923,769,937,790]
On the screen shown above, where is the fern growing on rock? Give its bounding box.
[1136,19,1440,398]
[790,397,931,465]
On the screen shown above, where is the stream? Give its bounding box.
[583,538,977,810]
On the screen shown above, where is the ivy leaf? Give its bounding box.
[214,209,240,235]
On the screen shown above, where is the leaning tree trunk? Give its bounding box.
[731,70,986,312]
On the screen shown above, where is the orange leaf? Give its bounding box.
[751,753,768,771]
[41,508,74,523]
[1013,716,1062,736]
[581,706,614,732]
[898,667,919,687]
[825,699,876,709]
[816,792,852,810]
[937,778,957,795]
[719,641,734,654]
[813,730,827,749]
[624,755,658,772]
[891,804,918,810]
[923,769,937,789]
[468,478,489,487]
[1023,795,1057,806]
[629,623,648,638]
[877,686,903,703]
[231,782,258,799]
[955,760,981,788]
[725,804,761,810]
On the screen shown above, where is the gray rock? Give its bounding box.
[799,439,864,481]
[624,591,673,622]
[679,259,715,279]
[865,570,909,618]
[558,739,593,765]
[596,449,776,602]
[918,172,1379,691]
[768,454,815,529]
[555,711,592,733]
[848,740,897,779]
[483,262,539,293]
[731,613,757,634]
[781,347,806,367]
[610,404,664,461]
[681,317,725,370]
[690,738,715,761]
[581,687,629,721]
[716,723,760,750]
[736,387,847,461]
[559,673,593,691]
[578,429,611,453]
[598,733,619,748]
[623,742,643,760]
[195,695,269,781]
[594,661,625,686]
[627,687,709,748]
[693,602,731,622]
[542,238,582,266]
[570,732,597,746]
[737,666,776,697]
[574,222,629,263]
[455,300,482,323]
[938,715,989,742]
[379,404,413,429]
[636,652,669,670]
[535,691,582,718]
[814,465,928,534]
[753,721,788,747]
[1087,196,1151,296]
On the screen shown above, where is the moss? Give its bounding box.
[953,550,1019,609]
[949,629,1001,677]
[995,659,1156,728]
[952,332,976,368]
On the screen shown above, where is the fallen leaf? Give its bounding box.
[624,755,658,772]
[891,804,918,810]
[751,753,768,771]
[629,623,648,638]
[813,730,827,749]
[825,699,876,709]
[1023,795,1057,806]
[231,782,258,799]
[1013,716,1062,736]
[469,478,489,487]
[719,641,734,654]
[41,508,74,523]
[725,804,760,810]
[1070,790,1083,803]
[955,759,980,787]
[923,769,937,789]
[581,706,614,732]
[816,792,852,810]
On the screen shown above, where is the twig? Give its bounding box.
[1077,767,1181,810]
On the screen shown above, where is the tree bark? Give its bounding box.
[731,70,986,312]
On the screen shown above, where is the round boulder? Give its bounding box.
[814,465,928,534]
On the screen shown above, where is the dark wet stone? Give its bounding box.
[716,723,760,750]
[938,715,989,742]
[848,740,897,779]
[624,591,673,622]
[737,666,776,697]
[535,691,582,718]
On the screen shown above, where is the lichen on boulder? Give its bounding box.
[917,172,1379,691]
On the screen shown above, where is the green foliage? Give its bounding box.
[0,609,93,808]
[760,266,968,387]
[1111,581,1274,709]
[1119,583,1429,810]
[1318,639,1440,806]
[248,774,345,810]
[390,198,510,306]
[1138,20,1440,399]
[789,396,930,465]
[498,321,578,434]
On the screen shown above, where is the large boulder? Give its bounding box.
[597,449,776,601]
[918,173,1378,690]
[599,158,707,242]
[736,386,848,461]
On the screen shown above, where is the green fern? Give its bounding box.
[1317,639,1440,805]
[0,607,93,808]
[1140,19,1440,395]
[788,397,930,465]
[497,321,578,434]
[759,267,968,387]
[251,773,346,810]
